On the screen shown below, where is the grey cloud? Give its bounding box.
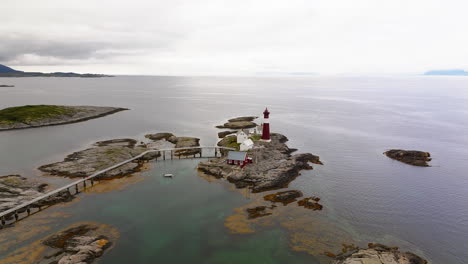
[0,31,178,65]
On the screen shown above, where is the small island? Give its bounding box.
[384,149,431,167]
[0,64,112,78]
[0,85,14,87]
[0,105,128,131]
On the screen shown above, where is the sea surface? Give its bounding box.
[0,76,467,263]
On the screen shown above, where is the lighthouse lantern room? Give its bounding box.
[260,108,271,142]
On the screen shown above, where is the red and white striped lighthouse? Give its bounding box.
[260,108,271,142]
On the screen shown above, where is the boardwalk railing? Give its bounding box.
[0,146,234,226]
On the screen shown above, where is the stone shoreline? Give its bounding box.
[0,106,128,131]
[198,133,322,192]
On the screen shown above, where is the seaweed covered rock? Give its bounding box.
[297,197,323,210]
[263,190,303,205]
[42,223,115,264]
[332,243,428,264]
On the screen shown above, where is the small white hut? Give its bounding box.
[240,139,254,151]
[237,130,249,144]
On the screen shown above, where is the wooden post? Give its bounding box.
[83,180,86,188]
[27,206,31,215]
[91,179,94,186]
[75,184,79,193]
[215,148,217,157]
[163,151,166,160]
[14,211,18,221]
[1,216,5,226]
[171,150,173,160]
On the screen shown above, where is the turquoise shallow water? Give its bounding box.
[0,159,318,263]
[1,76,468,263]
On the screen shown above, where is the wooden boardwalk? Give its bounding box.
[0,146,233,227]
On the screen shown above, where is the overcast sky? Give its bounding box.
[1,0,467,75]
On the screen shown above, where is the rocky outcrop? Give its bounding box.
[263,190,303,205]
[0,106,128,131]
[216,121,257,129]
[227,116,258,122]
[42,223,114,264]
[384,149,431,167]
[144,132,175,141]
[216,116,258,129]
[145,133,201,156]
[0,175,73,216]
[218,130,237,138]
[332,243,427,264]
[198,133,322,192]
[38,138,158,179]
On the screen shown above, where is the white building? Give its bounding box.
[240,139,254,151]
[237,130,249,144]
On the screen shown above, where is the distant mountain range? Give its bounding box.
[424,69,468,76]
[0,64,113,77]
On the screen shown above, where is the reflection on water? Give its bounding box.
[1,76,468,263]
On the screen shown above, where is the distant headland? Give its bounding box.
[0,64,113,78]
[424,69,468,76]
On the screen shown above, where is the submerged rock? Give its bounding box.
[332,243,428,264]
[199,133,322,192]
[384,149,431,167]
[263,190,303,205]
[246,205,275,219]
[297,197,323,210]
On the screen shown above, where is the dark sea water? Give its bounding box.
[0,76,467,263]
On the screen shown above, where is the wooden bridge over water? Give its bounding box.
[0,146,234,227]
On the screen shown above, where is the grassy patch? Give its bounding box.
[1,177,23,187]
[249,134,262,141]
[0,105,76,124]
[224,136,241,150]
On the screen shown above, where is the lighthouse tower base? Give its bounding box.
[259,138,271,142]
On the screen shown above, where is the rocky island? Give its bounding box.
[199,133,322,192]
[0,85,14,87]
[0,105,128,131]
[384,149,432,167]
